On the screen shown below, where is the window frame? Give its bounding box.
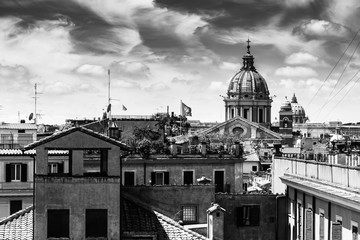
[86,209,107,238]
[237,205,260,227]
[182,170,195,185]
[47,209,70,238]
[123,170,136,186]
[9,200,22,215]
[181,205,198,224]
[352,221,358,240]
[151,170,169,185]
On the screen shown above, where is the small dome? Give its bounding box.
[291,93,306,116]
[280,97,292,111]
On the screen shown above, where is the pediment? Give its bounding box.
[200,116,281,140]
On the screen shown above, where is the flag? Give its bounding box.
[122,105,127,111]
[181,101,192,116]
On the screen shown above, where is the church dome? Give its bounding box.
[280,97,292,112]
[227,41,270,100]
[291,94,306,116]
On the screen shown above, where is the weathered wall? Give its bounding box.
[215,194,278,240]
[35,177,120,240]
[123,157,240,193]
[122,185,215,224]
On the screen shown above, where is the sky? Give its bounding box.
[0,0,360,125]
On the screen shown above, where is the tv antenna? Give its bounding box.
[32,83,43,124]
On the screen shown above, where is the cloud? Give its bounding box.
[75,64,106,75]
[112,79,141,89]
[285,52,329,67]
[171,72,202,85]
[275,66,318,77]
[219,61,239,70]
[0,64,33,89]
[110,61,151,81]
[293,19,352,41]
[209,81,227,92]
[144,82,169,92]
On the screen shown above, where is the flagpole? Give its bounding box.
[108,69,112,122]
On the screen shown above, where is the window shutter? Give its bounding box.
[250,206,260,226]
[306,210,313,240]
[164,172,169,185]
[5,164,11,182]
[236,207,243,226]
[58,163,64,173]
[21,164,27,182]
[151,172,155,185]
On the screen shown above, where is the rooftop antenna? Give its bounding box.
[32,83,42,125]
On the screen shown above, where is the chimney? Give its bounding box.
[201,141,207,156]
[108,122,121,140]
[170,140,177,156]
[20,119,25,123]
[207,203,226,240]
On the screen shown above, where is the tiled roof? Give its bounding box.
[0,123,37,130]
[0,149,68,155]
[0,205,33,240]
[121,194,208,240]
[24,126,130,151]
[155,211,208,240]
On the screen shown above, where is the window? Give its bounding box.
[297,202,302,240]
[17,134,33,146]
[48,162,64,174]
[183,170,194,185]
[48,209,69,238]
[181,206,197,223]
[237,205,260,226]
[244,109,249,119]
[124,171,135,186]
[10,200,22,215]
[151,171,169,185]
[319,210,325,240]
[86,209,107,238]
[5,163,27,182]
[252,166,257,172]
[352,222,358,240]
[83,149,108,176]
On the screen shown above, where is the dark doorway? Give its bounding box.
[214,170,224,193]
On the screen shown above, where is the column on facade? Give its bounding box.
[225,105,228,121]
[249,107,252,122]
[253,106,258,123]
[240,106,243,118]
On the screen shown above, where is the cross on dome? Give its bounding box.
[246,38,251,54]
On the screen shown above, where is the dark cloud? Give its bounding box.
[154,0,329,30]
[0,0,122,54]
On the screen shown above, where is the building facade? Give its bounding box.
[24,127,130,240]
[273,156,360,240]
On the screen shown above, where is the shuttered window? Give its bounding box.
[151,171,169,185]
[5,163,27,182]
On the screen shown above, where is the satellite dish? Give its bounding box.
[29,113,34,121]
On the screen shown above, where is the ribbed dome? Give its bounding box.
[280,97,292,112]
[227,41,270,100]
[291,93,306,116]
